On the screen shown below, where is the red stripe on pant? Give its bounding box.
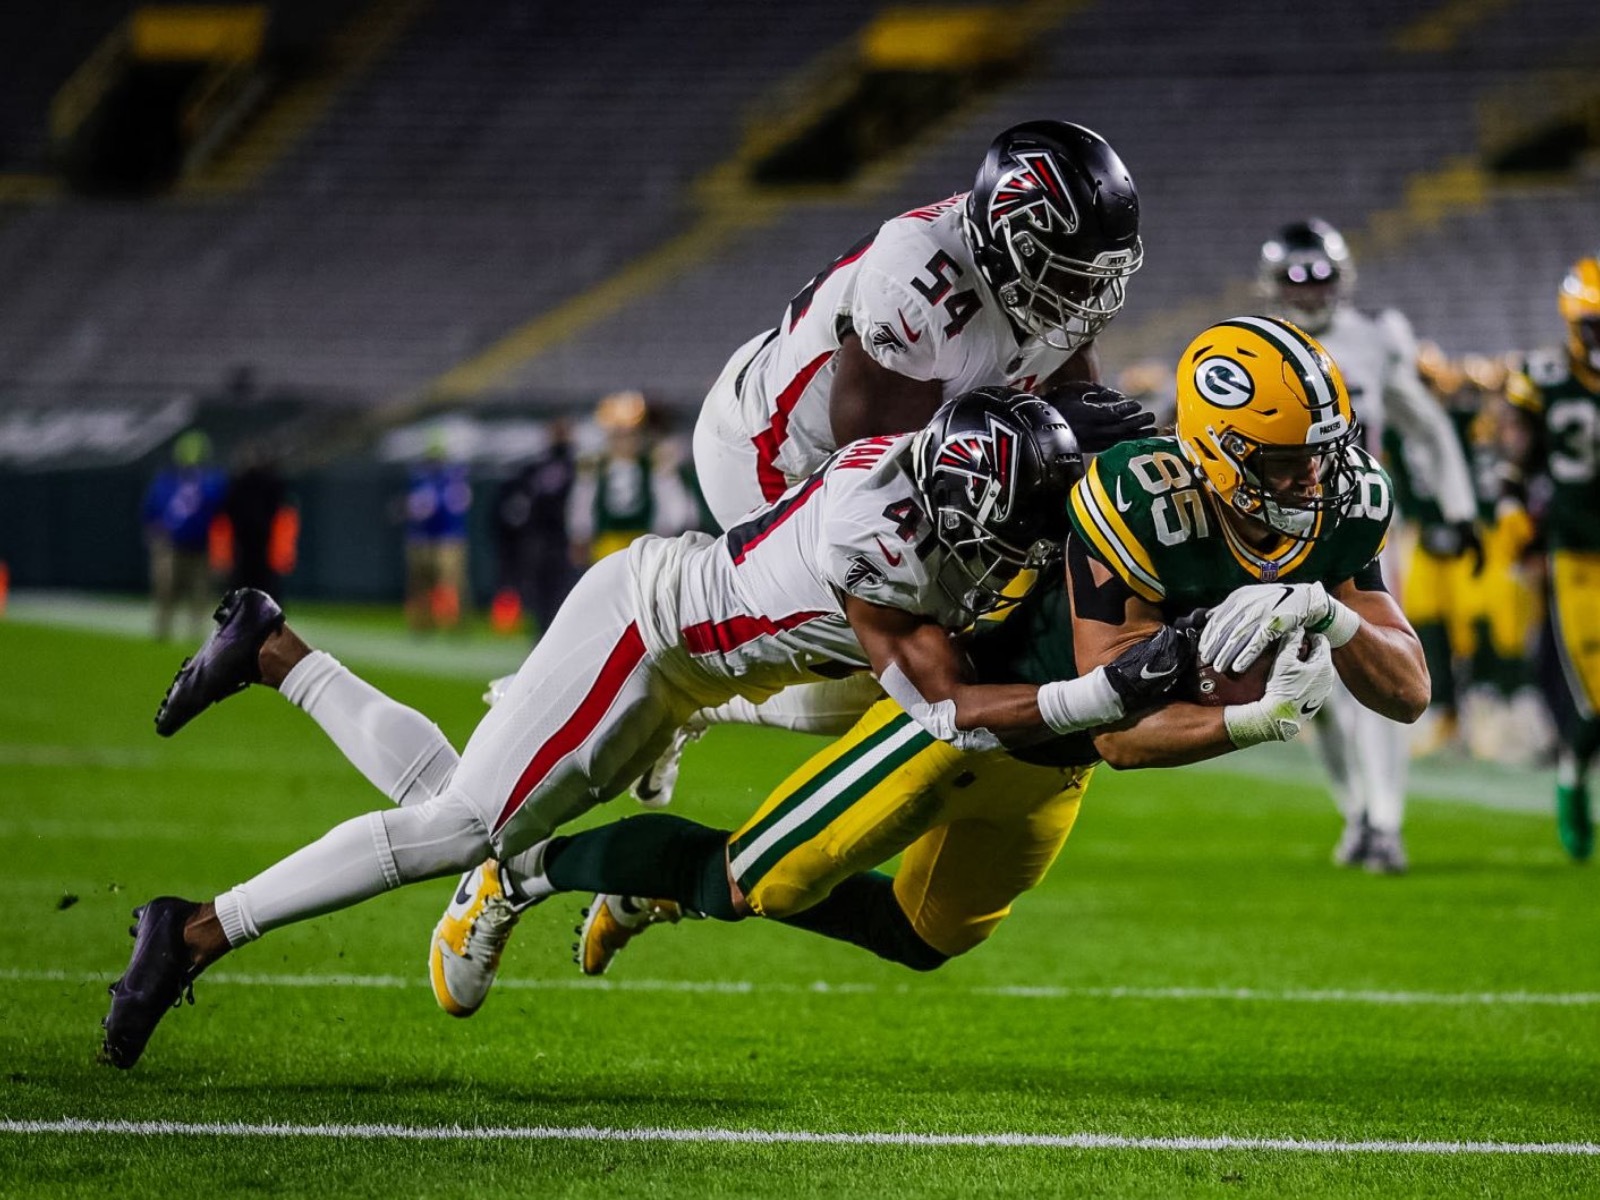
[491,622,649,835]
[752,349,834,502]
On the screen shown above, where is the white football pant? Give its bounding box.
[212,549,732,947]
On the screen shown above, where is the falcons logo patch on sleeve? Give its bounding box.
[869,321,908,354]
[844,554,888,591]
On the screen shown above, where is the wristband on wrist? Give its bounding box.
[1224,699,1300,748]
[1038,667,1125,735]
[1306,598,1360,648]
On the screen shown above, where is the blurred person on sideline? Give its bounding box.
[491,417,577,637]
[566,391,695,565]
[142,430,228,641]
[404,435,472,633]
[221,445,297,602]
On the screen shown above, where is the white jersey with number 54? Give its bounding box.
[709,197,1077,511]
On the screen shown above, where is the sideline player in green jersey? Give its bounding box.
[435,316,1429,994]
[1504,254,1600,860]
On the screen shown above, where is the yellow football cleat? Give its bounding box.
[429,859,522,1017]
[574,895,685,977]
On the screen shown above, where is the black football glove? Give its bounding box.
[1102,622,1197,712]
[1043,382,1157,454]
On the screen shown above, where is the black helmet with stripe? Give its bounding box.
[1174,316,1361,540]
[911,385,1084,613]
[964,121,1143,352]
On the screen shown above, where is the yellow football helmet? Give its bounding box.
[1175,315,1359,539]
[1559,255,1600,375]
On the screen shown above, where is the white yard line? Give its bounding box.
[0,1118,1593,1155]
[3,967,1594,1007]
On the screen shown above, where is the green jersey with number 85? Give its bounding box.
[1065,435,1392,612]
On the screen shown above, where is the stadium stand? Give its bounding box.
[0,0,1596,406]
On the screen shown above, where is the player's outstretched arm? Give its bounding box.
[846,597,1053,748]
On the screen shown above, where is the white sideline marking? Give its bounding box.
[4,968,1596,1007]
[0,1119,1594,1156]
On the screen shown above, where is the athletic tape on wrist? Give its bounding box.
[1224,700,1298,748]
[1307,599,1361,648]
[1037,667,1125,736]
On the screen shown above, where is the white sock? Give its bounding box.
[498,838,557,907]
[280,650,459,806]
[1311,690,1359,821]
[1360,707,1409,835]
[213,793,490,947]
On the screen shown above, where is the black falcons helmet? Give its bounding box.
[1259,218,1354,333]
[911,385,1084,614]
[963,120,1142,352]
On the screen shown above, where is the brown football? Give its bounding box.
[1188,634,1314,707]
[1189,650,1275,707]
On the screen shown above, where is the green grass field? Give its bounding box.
[1,610,1596,1197]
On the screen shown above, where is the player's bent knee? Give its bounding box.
[743,846,844,921]
[378,792,493,884]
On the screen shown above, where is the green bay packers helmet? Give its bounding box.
[1175,315,1360,539]
[1559,255,1600,376]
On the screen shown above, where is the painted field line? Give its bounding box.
[4,968,1595,1008]
[0,1118,1594,1156]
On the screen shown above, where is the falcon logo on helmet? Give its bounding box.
[912,385,1083,614]
[963,120,1142,353]
[934,417,1020,525]
[1175,315,1360,541]
[987,150,1080,235]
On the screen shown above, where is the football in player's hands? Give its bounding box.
[1187,632,1312,707]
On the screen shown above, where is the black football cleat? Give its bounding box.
[154,588,283,737]
[99,898,200,1069]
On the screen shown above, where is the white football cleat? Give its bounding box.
[574,894,687,976]
[630,719,705,809]
[1332,811,1371,868]
[1363,828,1409,876]
[429,859,524,1017]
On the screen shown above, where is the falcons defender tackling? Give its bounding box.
[631,119,1152,800]
[103,389,1188,1068]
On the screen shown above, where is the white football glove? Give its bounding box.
[1199,582,1359,673]
[1222,629,1336,748]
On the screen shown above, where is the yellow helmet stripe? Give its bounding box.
[1070,466,1164,601]
[1220,316,1341,426]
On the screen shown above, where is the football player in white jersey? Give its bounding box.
[1259,219,1481,873]
[695,119,1144,525]
[102,390,1190,1067]
[637,119,1151,802]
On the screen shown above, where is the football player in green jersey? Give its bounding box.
[448,317,1429,993]
[1504,254,1600,860]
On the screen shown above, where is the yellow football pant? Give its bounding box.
[725,698,1091,958]
[1402,516,1539,661]
[1551,550,1600,718]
